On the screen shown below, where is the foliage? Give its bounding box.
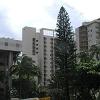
[11,79,39,98]
[49,6,76,100]
[89,45,100,61]
[74,50,100,100]
[10,55,40,98]
[48,6,100,100]
[11,55,40,79]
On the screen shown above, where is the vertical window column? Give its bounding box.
[36,40,38,54]
[32,38,35,55]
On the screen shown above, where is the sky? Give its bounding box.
[0,0,100,40]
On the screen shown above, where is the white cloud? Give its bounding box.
[64,0,100,21]
[1,0,99,39]
[0,0,55,39]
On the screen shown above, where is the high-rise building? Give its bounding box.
[22,27,55,86]
[76,18,100,53]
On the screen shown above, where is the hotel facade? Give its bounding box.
[76,18,100,53]
[22,27,55,86]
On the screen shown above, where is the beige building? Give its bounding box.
[22,27,55,86]
[76,18,100,53]
[0,38,22,99]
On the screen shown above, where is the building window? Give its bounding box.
[50,49,53,52]
[44,52,46,55]
[51,38,53,40]
[36,52,38,54]
[44,45,46,48]
[33,60,35,63]
[44,37,47,40]
[50,61,53,64]
[44,73,46,77]
[36,40,38,42]
[32,50,35,55]
[16,43,20,47]
[51,45,53,48]
[44,61,46,65]
[51,41,53,44]
[44,49,46,52]
[44,74,46,85]
[36,44,38,46]
[32,38,35,55]
[44,41,46,44]
[44,69,46,73]
[5,42,8,46]
[36,47,38,50]
[44,65,46,68]
[44,57,47,60]
[50,53,53,56]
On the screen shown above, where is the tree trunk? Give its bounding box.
[65,81,70,100]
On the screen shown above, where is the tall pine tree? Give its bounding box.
[54,6,76,100]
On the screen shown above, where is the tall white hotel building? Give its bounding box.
[76,18,100,53]
[22,27,55,86]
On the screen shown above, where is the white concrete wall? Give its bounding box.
[88,23,97,48]
[76,18,100,53]
[22,27,38,65]
[22,27,36,56]
[40,29,55,85]
[75,28,80,53]
[22,27,55,86]
[43,35,53,82]
[0,38,22,52]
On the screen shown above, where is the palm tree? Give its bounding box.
[11,55,40,79]
[10,54,40,98]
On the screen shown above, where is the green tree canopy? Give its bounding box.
[49,6,76,100]
[10,55,40,98]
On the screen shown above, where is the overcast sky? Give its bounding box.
[0,0,100,40]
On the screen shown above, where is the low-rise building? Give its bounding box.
[0,38,22,99]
